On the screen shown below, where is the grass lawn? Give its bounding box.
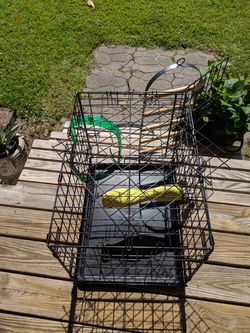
[0,0,249,132]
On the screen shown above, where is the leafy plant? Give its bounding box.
[195,60,250,147]
[0,117,20,150]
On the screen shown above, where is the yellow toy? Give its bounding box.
[102,185,183,208]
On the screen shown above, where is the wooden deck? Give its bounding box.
[1,128,250,332]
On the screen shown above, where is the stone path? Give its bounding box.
[84,46,250,159]
[86,45,213,92]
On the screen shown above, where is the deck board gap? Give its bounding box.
[0,233,45,242]
[0,268,71,282]
[207,260,250,270]
[0,309,78,328]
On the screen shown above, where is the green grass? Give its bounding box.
[0,0,249,124]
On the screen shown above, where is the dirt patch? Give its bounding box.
[242,132,250,160]
[0,107,14,129]
[0,106,67,149]
[16,117,67,148]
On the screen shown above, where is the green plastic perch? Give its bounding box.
[69,115,122,182]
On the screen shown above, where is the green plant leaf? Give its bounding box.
[0,133,6,145]
[0,118,20,147]
[246,122,250,131]
[195,60,249,143]
[0,123,4,135]
[220,99,231,107]
[224,79,244,100]
[242,106,250,116]
[243,89,250,104]
[199,66,209,77]
[224,78,239,89]
[244,70,250,83]
[0,124,5,145]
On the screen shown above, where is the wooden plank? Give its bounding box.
[211,179,250,193]
[0,183,56,211]
[0,187,249,232]
[22,159,62,172]
[18,169,250,206]
[28,147,61,162]
[28,146,143,164]
[0,253,250,305]
[23,157,250,184]
[210,231,250,267]
[0,232,249,281]
[1,271,250,325]
[0,203,249,243]
[1,298,249,333]
[51,130,177,156]
[50,130,243,158]
[0,313,68,333]
[0,313,123,333]
[74,293,182,331]
[32,139,250,172]
[20,167,250,195]
[0,206,52,240]
[208,157,250,172]
[31,138,250,172]
[72,296,250,333]
[69,295,250,333]
[211,168,250,182]
[49,129,243,159]
[31,138,60,151]
[54,126,177,139]
[19,169,60,185]
[0,273,183,323]
[0,186,249,238]
[186,300,250,333]
[186,264,250,305]
[209,208,250,234]
[0,272,72,319]
[207,190,250,207]
[0,188,250,237]
[0,236,68,279]
[208,202,250,216]
[20,159,250,187]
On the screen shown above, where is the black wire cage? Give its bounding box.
[47,59,228,289]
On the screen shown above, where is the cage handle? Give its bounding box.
[145,57,202,93]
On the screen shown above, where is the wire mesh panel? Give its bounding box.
[47,58,230,289]
[191,59,231,156]
[74,291,186,332]
[47,87,215,288]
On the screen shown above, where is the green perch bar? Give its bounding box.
[69,114,122,181]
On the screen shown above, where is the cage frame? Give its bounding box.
[47,58,229,290]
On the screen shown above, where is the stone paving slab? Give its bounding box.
[84,45,249,160]
[86,45,213,92]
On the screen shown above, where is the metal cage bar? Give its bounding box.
[47,59,228,289]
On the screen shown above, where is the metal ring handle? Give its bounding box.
[145,58,201,92]
[176,57,186,66]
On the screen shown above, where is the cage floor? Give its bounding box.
[76,164,186,288]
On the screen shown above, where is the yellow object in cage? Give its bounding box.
[102,185,183,208]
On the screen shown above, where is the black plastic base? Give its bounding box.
[75,164,185,288]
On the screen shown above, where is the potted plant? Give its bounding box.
[193,60,250,152]
[0,115,28,184]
